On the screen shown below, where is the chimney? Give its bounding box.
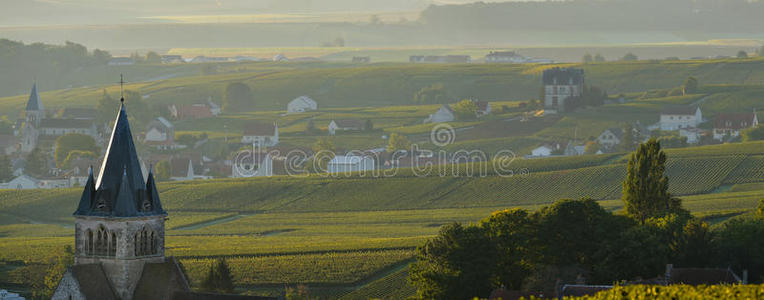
[665,264,673,280]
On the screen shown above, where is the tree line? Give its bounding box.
[409,139,764,299]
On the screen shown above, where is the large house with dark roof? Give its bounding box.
[712,110,758,141]
[543,68,584,114]
[52,97,270,300]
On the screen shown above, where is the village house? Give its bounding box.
[287,96,318,113]
[529,142,563,158]
[352,56,371,63]
[410,55,472,63]
[144,117,175,150]
[660,105,703,131]
[107,57,135,66]
[232,152,273,178]
[167,102,219,120]
[273,54,289,62]
[328,119,366,135]
[424,104,456,123]
[597,128,623,150]
[327,155,375,173]
[484,51,527,63]
[160,55,183,64]
[39,119,98,137]
[0,174,39,189]
[543,68,585,114]
[475,100,492,116]
[241,122,279,146]
[712,111,759,141]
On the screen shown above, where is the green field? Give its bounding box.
[1,142,763,297]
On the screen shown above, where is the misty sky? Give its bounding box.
[0,0,513,27]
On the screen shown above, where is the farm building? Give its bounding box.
[328,119,365,135]
[288,96,318,113]
[241,122,279,146]
[144,117,175,150]
[712,111,758,141]
[424,104,456,123]
[597,128,623,150]
[327,155,375,174]
[0,174,39,189]
[659,105,703,131]
[484,51,527,63]
[167,102,218,120]
[232,152,273,178]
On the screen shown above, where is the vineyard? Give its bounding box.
[563,284,764,299]
[0,142,763,297]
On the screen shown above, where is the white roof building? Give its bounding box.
[287,96,318,113]
[327,155,375,174]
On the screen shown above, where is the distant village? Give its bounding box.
[0,66,758,190]
[103,50,554,66]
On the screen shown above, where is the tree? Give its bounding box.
[413,83,452,104]
[594,53,606,62]
[409,223,496,299]
[714,217,764,282]
[682,76,698,95]
[369,14,382,25]
[386,133,411,153]
[737,50,748,58]
[480,209,534,290]
[759,199,764,217]
[25,147,49,177]
[154,160,171,181]
[96,89,120,125]
[145,51,162,64]
[364,119,374,131]
[54,134,98,168]
[622,138,674,224]
[657,135,688,148]
[453,99,478,120]
[584,141,599,154]
[620,123,636,152]
[582,53,593,63]
[0,155,12,182]
[62,150,97,169]
[621,52,638,61]
[741,126,764,142]
[0,115,13,134]
[201,258,235,293]
[759,46,764,57]
[223,82,254,113]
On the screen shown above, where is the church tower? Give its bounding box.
[71,96,167,299]
[21,82,43,153]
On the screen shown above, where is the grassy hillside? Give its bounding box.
[4,58,764,117]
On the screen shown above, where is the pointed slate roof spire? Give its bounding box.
[71,91,165,218]
[25,82,43,111]
[113,167,139,217]
[73,167,95,215]
[145,167,166,215]
[95,100,145,205]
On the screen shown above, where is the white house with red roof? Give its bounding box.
[713,110,759,141]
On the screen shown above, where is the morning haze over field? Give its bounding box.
[0,0,763,299]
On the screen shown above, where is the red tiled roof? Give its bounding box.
[713,112,757,130]
[175,104,213,119]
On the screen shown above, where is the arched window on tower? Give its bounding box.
[85,229,93,256]
[110,231,117,257]
[134,232,139,257]
[150,231,156,255]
